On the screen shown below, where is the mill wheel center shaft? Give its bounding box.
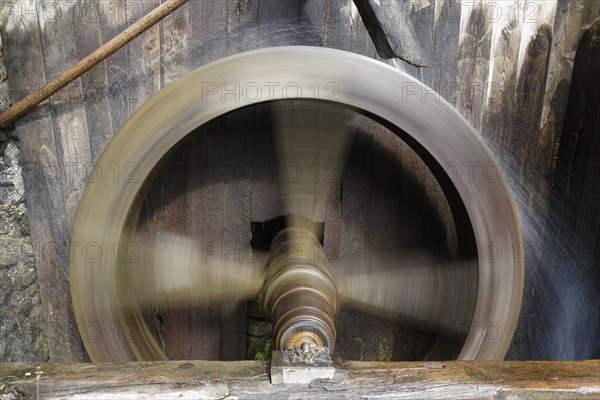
[260,227,338,351]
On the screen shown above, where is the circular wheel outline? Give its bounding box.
[70,46,524,362]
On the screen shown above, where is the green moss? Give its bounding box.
[33,327,49,361]
[254,338,272,361]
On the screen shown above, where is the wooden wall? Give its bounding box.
[1,0,598,361]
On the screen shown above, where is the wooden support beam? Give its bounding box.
[0,360,598,399]
[352,0,427,66]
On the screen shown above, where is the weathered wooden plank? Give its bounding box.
[159,150,192,360]
[409,0,435,68]
[510,24,554,201]
[571,22,600,253]
[348,0,377,59]
[220,107,254,360]
[323,0,353,51]
[127,0,160,115]
[425,0,461,105]
[136,167,166,351]
[250,104,284,223]
[127,0,165,357]
[541,0,588,170]
[480,3,522,158]
[99,0,131,133]
[224,0,259,53]
[455,1,492,132]
[188,121,225,360]
[352,0,427,66]
[298,0,351,50]
[333,123,373,361]
[186,0,230,361]
[188,0,227,67]
[543,22,600,362]
[215,0,262,361]
[38,0,92,236]
[222,3,256,355]
[152,0,192,361]
[160,0,189,86]
[0,3,84,362]
[72,1,115,161]
[0,360,597,399]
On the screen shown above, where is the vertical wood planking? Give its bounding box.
[409,0,435,72]
[136,171,165,351]
[480,2,522,156]
[298,0,321,46]
[455,1,492,132]
[157,0,191,359]
[426,0,461,105]
[540,0,586,169]
[320,0,352,263]
[524,19,600,360]
[0,2,84,361]
[99,0,130,134]
[221,107,253,360]
[348,0,377,59]
[127,0,160,116]
[127,0,164,355]
[334,125,373,361]
[251,104,284,223]
[188,122,225,360]
[510,23,553,202]
[72,1,115,161]
[368,122,400,258]
[225,0,259,54]
[322,0,352,51]
[218,1,261,360]
[189,0,227,67]
[38,1,92,236]
[567,22,600,253]
[160,150,192,359]
[187,0,228,361]
[160,0,189,86]
[365,119,400,361]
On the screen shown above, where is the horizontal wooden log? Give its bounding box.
[0,360,598,399]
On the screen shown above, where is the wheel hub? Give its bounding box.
[261,226,338,351]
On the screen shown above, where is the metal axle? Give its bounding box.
[260,227,338,351]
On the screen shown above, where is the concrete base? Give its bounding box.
[270,350,336,384]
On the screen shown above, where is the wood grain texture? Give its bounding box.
[537,19,600,360]
[353,0,427,66]
[0,360,597,399]
[188,122,225,361]
[0,5,84,362]
[72,1,115,162]
[0,0,189,128]
[221,108,254,360]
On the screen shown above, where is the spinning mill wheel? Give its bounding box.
[69,47,524,362]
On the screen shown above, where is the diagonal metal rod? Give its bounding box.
[0,0,189,128]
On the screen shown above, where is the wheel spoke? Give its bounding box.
[336,259,477,333]
[272,101,352,239]
[130,233,267,308]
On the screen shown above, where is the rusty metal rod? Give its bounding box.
[0,0,189,128]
